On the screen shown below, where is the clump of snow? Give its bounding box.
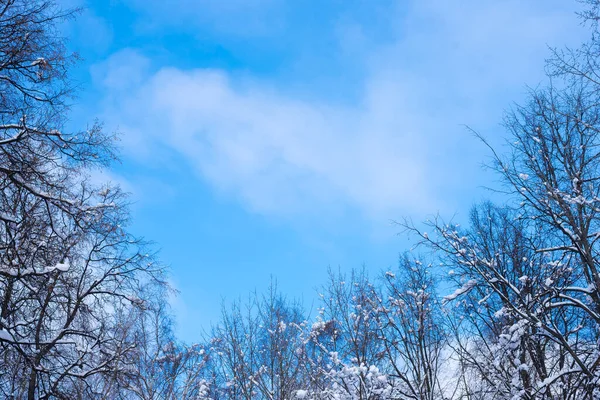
[494,307,507,318]
[30,57,48,67]
[312,321,324,330]
[46,261,70,273]
[443,280,478,303]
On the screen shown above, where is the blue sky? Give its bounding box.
[62,0,587,342]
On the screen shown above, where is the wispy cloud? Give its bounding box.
[90,0,587,220]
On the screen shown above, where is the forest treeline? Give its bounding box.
[2,0,600,399]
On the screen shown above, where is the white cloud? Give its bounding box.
[91,49,151,91]
[97,63,432,216]
[91,0,588,219]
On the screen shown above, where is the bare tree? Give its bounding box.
[111,284,210,400]
[207,282,310,399]
[405,71,600,400]
[0,1,169,399]
[375,256,446,400]
[297,269,401,400]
